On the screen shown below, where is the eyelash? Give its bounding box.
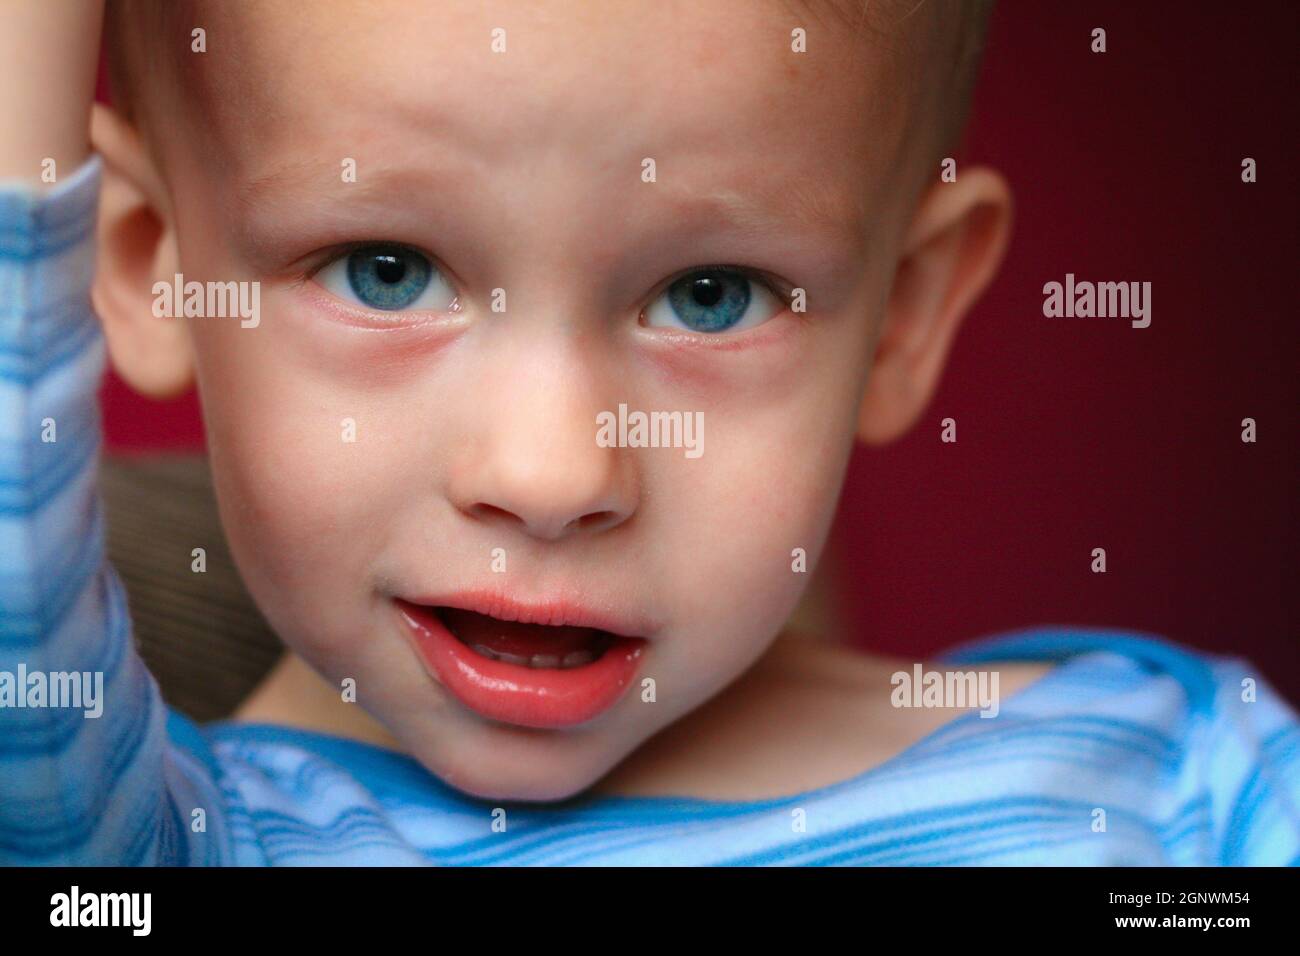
[299,241,444,285]
[298,245,796,322]
[644,264,793,311]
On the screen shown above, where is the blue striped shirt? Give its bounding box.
[2,158,1298,866]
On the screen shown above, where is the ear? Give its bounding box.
[857,166,1012,445]
[90,103,193,399]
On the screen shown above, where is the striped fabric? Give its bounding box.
[2,159,1298,866]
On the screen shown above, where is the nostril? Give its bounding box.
[469,503,521,526]
[570,510,622,533]
[463,502,628,539]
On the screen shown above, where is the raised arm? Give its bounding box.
[0,0,227,864]
[0,0,102,185]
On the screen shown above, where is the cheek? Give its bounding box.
[628,305,871,675]
[186,315,409,636]
[645,375,862,678]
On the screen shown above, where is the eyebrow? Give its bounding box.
[236,159,322,210]
[235,159,462,212]
[234,155,868,264]
[681,182,867,249]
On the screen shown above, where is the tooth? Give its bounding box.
[530,653,560,669]
[496,651,531,666]
[471,643,500,661]
[561,650,594,668]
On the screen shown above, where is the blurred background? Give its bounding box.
[98,1,1298,706]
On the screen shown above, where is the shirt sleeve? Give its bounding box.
[0,158,229,864]
[1202,658,1300,866]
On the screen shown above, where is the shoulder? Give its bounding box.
[174,713,447,864]
[941,625,1298,762]
[942,626,1263,716]
[947,626,1300,864]
[1194,654,1300,865]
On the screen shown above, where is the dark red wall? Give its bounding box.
[100,2,1299,700]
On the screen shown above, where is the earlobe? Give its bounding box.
[857,166,1013,446]
[90,103,194,399]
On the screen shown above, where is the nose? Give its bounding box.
[447,358,637,543]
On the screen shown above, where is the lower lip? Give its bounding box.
[396,601,646,730]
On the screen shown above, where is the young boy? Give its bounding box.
[1,0,1295,865]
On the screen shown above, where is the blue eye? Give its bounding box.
[316,244,455,313]
[644,267,782,334]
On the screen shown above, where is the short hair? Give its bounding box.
[792,0,995,165]
[106,0,993,188]
[104,0,192,129]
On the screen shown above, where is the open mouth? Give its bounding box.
[436,607,616,670]
[395,598,646,729]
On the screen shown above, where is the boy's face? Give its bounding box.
[144,0,924,800]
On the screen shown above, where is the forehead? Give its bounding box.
[171,0,911,242]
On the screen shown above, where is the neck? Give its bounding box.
[234,651,402,750]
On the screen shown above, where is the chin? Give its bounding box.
[422,744,615,804]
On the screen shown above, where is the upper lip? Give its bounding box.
[396,589,655,639]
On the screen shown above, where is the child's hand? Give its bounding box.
[0,0,104,185]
